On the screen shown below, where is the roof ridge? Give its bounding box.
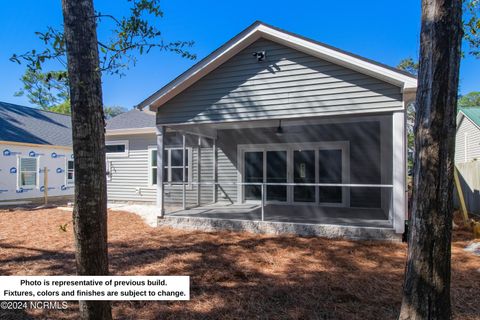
[256,21,417,79]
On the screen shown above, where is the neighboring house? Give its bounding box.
[456,107,480,163]
[455,107,480,214]
[0,102,74,202]
[105,21,417,239]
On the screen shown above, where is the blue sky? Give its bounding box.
[0,0,478,109]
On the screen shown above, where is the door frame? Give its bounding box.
[237,141,350,206]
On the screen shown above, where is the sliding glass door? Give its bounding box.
[318,149,343,204]
[241,143,348,206]
[244,151,263,200]
[293,150,315,202]
[266,150,287,202]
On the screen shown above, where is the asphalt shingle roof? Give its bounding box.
[459,106,480,127]
[0,101,72,146]
[106,108,156,130]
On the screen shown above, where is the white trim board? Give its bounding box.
[141,21,417,111]
[106,127,156,136]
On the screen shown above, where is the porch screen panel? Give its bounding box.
[244,151,263,200]
[266,151,287,201]
[151,149,188,184]
[294,150,315,202]
[318,149,342,203]
[150,149,169,185]
[171,149,188,182]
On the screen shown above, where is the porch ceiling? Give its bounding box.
[165,113,391,139]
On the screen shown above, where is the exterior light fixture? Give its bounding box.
[252,51,266,62]
[276,120,283,136]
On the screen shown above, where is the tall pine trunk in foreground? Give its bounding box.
[61,0,112,319]
[399,0,462,319]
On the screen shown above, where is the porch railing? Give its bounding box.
[162,181,394,222]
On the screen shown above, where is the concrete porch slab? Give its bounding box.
[167,203,391,228]
[160,204,399,240]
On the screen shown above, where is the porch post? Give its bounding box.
[380,116,392,219]
[182,134,186,210]
[392,111,406,234]
[197,136,201,206]
[156,125,166,217]
[261,183,265,221]
[212,138,217,203]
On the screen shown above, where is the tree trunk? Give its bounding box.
[61,0,112,319]
[399,0,462,319]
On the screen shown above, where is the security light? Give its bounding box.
[252,51,266,62]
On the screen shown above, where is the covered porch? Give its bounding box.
[154,112,406,237]
[143,22,416,238]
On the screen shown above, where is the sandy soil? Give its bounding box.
[0,208,478,320]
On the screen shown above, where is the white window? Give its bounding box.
[106,140,129,157]
[66,160,75,185]
[149,147,192,186]
[18,157,38,188]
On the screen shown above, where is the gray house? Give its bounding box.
[106,22,417,239]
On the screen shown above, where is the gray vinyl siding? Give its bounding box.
[216,147,238,203]
[106,133,215,204]
[106,134,156,202]
[455,114,480,163]
[157,38,403,125]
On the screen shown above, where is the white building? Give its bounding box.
[0,102,74,202]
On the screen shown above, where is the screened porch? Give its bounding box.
[155,112,405,232]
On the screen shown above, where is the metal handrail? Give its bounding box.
[162,181,393,222]
[163,181,393,188]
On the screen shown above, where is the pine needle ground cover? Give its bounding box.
[0,209,478,320]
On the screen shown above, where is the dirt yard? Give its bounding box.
[0,208,478,320]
